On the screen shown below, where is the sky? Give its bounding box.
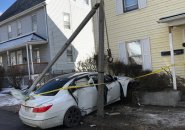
[0,0,16,15]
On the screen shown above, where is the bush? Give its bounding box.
[77,54,109,72]
[77,57,97,72]
[6,66,24,89]
[108,61,185,92]
[0,66,5,90]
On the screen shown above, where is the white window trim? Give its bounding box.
[126,40,142,65]
[119,38,152,70]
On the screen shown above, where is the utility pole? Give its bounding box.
[97,0,105,118]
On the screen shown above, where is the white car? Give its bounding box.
[19,72,134,129]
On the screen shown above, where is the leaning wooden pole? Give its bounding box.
[27,3,100,95]
[97,0,105,118]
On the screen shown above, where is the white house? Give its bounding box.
[0,0,95,85]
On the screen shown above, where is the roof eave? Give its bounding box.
[158,14,185,23]
[0,1,46,26]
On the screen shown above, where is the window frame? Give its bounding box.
[126,40,143,65]
[8,24,12,39]
[66,46,74,62]
[16,50,23,65]
[63,12,71,29]
[31,14,37,32]
[123,0,139,12]
[33,48,40,63]
[17,20,22,36]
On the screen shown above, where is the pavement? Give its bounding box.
[1,102,185,130]
[0,109,113,130]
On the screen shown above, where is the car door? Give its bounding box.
[70,76,98,115]
[105,75,121,103]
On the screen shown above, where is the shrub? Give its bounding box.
[0,66,5,90]
[77,54,109,72]
[77,57,97,72]
[108,60,185,92]
[6,66,24,89]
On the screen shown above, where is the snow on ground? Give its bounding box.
[0,88,21,107]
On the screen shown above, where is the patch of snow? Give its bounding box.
[0,88,21,107]
[0,94,21,107]
[0,88,14,94]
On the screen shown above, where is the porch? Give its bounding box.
[158,13,185,90]
[0,33,49,81]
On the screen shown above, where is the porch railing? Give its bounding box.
[9,62,48,75]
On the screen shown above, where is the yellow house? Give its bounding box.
[92,0,185,89]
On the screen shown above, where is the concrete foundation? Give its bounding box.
[134,91,182,107]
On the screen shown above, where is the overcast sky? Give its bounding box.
[0,0,16,15]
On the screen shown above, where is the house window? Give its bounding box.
[17,20,22,36]
[67,46,74,62]
[16,50,23,64]
[32,14,37,32]
[127,41,142,65]
[33,49,40,63]
[123,0,138,12]
[8,24,12,39]
[63,13,71,29]
[10,52,16,65]
[0,56,3,66]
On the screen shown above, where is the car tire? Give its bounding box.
[63,106,82,128]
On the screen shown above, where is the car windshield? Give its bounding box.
[35,78,70,96]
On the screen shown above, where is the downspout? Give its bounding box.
[169,26,177,90]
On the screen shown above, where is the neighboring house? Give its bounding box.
[0,0,95,86]
[92,0,185,78]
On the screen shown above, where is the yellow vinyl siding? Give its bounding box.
[92,0,185,78]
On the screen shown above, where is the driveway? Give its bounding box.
[1,103,185,130]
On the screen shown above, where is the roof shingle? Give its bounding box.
[0,0,46,22]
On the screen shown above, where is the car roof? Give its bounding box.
[56,72,98,80]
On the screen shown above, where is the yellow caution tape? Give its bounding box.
[35,83,105,96]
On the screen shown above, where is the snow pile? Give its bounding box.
[0,88,21,107]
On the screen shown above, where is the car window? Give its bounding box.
[90,74,114,83]
[35,78,70,96]
[104,75,114,83]
[89,75,98,84]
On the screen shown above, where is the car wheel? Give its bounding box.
[63,106,82,128]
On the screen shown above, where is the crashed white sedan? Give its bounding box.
[19,72,134,129]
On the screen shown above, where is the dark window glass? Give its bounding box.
[104,75,114,83]
[35,78,70,96]
[123,0,138,12]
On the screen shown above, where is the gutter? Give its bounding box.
[0,2,46,26]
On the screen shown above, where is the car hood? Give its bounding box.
[23,95,55,107]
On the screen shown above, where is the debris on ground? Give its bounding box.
[105,112,121,116]
[90,124,96,127]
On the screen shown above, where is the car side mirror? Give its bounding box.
[88,78,94,85]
